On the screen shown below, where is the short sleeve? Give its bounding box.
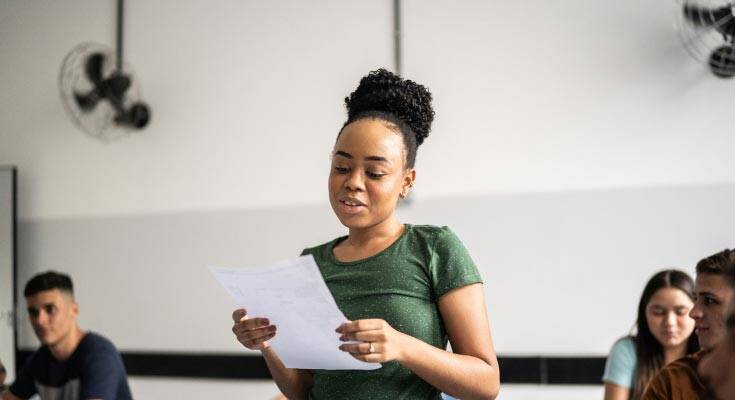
[8,356,38,399]
[430,227,483,299]
[602,337,637,389]
[80,345,127,399]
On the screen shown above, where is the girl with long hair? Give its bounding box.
[603,269,698,400]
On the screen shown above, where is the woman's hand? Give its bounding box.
[336,319,411,363]
[231,308,277,351]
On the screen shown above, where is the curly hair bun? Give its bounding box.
[344,68,434,146]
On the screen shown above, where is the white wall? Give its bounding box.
[0,0,393,220]
[2,0,734,221]
[2,0,734,398]
[404,0,735,197]
[14,184,735,354]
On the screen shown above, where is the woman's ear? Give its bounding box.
[400,169,417,198]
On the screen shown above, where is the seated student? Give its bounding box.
[3,271,132,400]
[602,269,698,400]
[698,250,735,400]
[641,249,735,400]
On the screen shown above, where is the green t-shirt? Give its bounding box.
[301,224,483,400]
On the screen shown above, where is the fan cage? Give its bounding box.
[59,42,143,141]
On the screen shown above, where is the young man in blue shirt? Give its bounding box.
[3,271,132,400]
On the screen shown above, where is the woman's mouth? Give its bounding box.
[338,199,366,214]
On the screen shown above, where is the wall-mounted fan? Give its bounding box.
[677,0,735,78]
[59,0,150,141]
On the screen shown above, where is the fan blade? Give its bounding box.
[73,89,101,112]
[84,53,107,85]
[114,102,150,129]
[709,44,735,77]
[683,4,735,36]
[683,5,730,26]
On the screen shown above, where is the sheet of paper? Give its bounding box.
[209,255,381,370]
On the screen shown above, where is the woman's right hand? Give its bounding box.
[231,308,277,350]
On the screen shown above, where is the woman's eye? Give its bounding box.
[366,171,385,179]
[333,167,349,174]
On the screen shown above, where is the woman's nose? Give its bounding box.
[344,170,364,191]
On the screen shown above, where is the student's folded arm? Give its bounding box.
[2,390,23,400]
[3,363,35,400]
[603,382,630,400]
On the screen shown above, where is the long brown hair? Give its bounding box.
[631,269,699,400]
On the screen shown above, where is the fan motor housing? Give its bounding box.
[709,45,735,78]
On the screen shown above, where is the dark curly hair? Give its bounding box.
[340,68,434,169]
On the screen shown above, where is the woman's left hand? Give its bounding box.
[336,319,410,363]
